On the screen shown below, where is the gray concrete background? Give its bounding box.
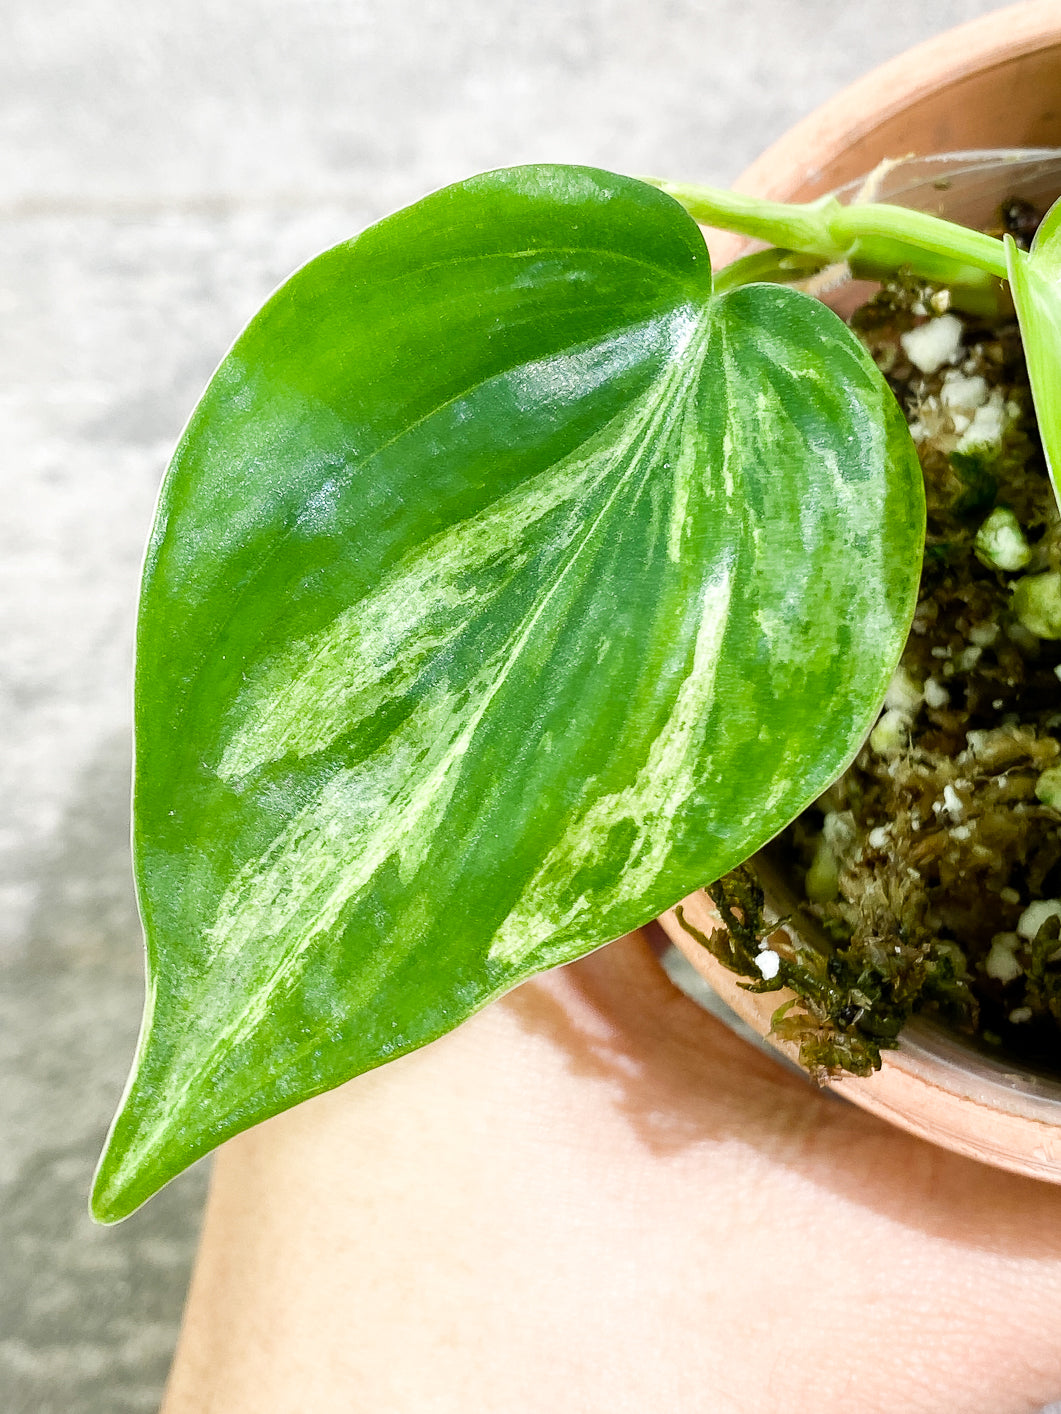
[1,1,1030,1408]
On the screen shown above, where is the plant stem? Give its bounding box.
[710,247,830,294]
[652,179,1014,294]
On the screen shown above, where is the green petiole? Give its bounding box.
[651,177,1021,307]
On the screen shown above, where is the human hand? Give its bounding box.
[163,928,1061,1413]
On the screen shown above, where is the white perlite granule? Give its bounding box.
[957,388,1009,451]
[755,949,780,980]
[884,664,923,715]
[899,313,962,374]
[940,370,988,412]
[1017,899,1061,941]
[870,708,910,756]
[974,506,1031,572]
[985,934,1022,984]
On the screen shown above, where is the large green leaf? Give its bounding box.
[1007,200,1061,512]
[92,165,924,1222]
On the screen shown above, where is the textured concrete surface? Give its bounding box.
[2,0,1031,1408]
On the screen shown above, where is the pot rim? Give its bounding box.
[666,143,1061,1182]
[660,5,1061,1180]
[659,892,1061,1183]
[701,0,1061,268]
[738,0,1061,202]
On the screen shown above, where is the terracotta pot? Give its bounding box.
[658,1,1061,1184]
[705,0,1061,266]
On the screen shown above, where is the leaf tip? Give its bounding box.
[89,1051,206,1224]
[90,1111,168,1224]
[89,1142,145,1225]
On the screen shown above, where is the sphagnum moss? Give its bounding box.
[696,199,1061,1078]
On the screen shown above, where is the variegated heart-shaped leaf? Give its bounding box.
[93,166,924,1222]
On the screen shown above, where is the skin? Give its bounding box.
[161,927,1061,1413]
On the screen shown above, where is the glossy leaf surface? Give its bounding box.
[1007,199,1061,510]
[93,166,924,1221]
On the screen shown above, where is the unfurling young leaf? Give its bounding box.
[92,166,924,1222]
[1007,195,1061,512]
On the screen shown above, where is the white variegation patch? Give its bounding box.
[487,561,733,964]
[218,313,708,784]
[178,315,714,1072]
